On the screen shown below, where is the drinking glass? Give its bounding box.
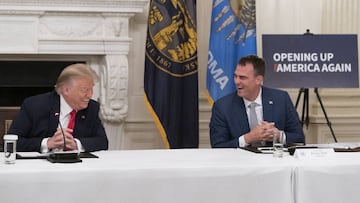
[4,134,18,164]
[273,131,285,158]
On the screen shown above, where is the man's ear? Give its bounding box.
[255,75,264,85]
[61,85,70,96]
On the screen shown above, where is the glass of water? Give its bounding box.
[4,134,18,164]
[273,131,285,158]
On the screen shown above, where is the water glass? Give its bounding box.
[4,134,18,164]
[273,131,285,158]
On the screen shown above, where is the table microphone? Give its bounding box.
[54,112,67,150]
[46,112,82,163]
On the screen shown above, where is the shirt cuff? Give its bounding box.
[238,135,249,148]
[41,138,50,153]
[282,131,287,144]
[75,138,85,152]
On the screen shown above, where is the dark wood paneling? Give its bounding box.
[0,107,19,151]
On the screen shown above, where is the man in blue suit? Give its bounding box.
[8,63,108,152]
[210,55,304,148]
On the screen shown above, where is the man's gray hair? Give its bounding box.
[55,63,98,94]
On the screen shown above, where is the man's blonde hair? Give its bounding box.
[55,63,98,94]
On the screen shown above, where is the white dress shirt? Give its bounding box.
[239,89,263,147]
[40,95,84,153]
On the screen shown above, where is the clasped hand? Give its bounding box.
[47,128,78,151]
[246,121,280,143]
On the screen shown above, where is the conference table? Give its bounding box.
[294,152,360,203]
[0,148,359,203]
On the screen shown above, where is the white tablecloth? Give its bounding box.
[0,149,294,203]
[294,152,360,203]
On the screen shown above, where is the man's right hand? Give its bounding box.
[244,121,278,144]
[47,128,74,150]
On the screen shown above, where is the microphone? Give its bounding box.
[55,112,66,150]
[47,112,82,163]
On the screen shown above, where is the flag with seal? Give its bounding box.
[144,0,199,148]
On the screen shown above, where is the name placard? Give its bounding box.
[294,148,335,159]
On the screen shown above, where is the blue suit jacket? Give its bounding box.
[210,87,304,148]
[8,91,109,152]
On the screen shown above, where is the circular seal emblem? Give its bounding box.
[230,0,256,31]
[146,0,197,77]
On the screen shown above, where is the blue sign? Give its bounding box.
[262,34,358,88]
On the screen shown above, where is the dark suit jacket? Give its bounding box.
[210,86,304,148]
[8,91,108,152]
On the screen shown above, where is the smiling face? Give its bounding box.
[55,63,98,111]
[234,62,263,101]
[61,77,94,111]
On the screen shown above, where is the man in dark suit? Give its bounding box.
[8,63,108,152]
[210,55,304,148]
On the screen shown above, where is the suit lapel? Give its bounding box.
[73,108,87,137]
[232,94,251,132]
[49,92,61,133]
[262,87,274,122]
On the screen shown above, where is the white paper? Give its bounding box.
[17,152,48,158]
